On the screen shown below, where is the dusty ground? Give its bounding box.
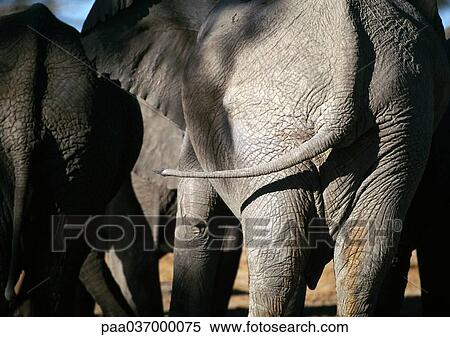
[159,250,422,316]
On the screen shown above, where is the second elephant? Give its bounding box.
[0,4,142,315]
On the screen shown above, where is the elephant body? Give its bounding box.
[0,4,142,315]
[171,0,450,316]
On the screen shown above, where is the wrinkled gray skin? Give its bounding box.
[0,4,142,315]
[174,0,450,316]
[82,0,450,316]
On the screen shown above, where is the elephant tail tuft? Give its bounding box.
[4,169,30,301]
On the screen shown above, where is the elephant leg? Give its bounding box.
[170,135,240,316]
[0,289,7,315]
[0,300,6,315]
[54,238,96,316]
[375,178,422,316]
[284,273,307,316]
[104,174,163,316]
[20,236,91,315]
[0,267,7,314]
[170,177,234,315]
[79,250,134,316]
[241,186,314,316]
[12,206,87,316]
[334,146,426,316]
[211,221,243,315]
[106,246,162,316]
[334,209,401,316]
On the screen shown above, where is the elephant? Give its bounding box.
[0,4,142,315]
[80,0,450,316]
[161,0,450,317]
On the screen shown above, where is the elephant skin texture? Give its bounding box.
[0,4,143,315]
[170,0,450,316]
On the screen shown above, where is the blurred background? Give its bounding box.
[440,0,450,27]
[1,0,450,31]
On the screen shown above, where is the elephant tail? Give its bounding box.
[4,168,30,301]
[155,130,345,179]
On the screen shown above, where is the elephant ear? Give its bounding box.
[81,0,134,32]
[81,0,218,129]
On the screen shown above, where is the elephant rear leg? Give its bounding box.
[170,136,241,316]
[211,222,242,315]
[0,282,7,315]
[104,174,163,316]
[241,183,316,316]
[79,250,134,316]
[170,177,240,315]
[334,147,428,316]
